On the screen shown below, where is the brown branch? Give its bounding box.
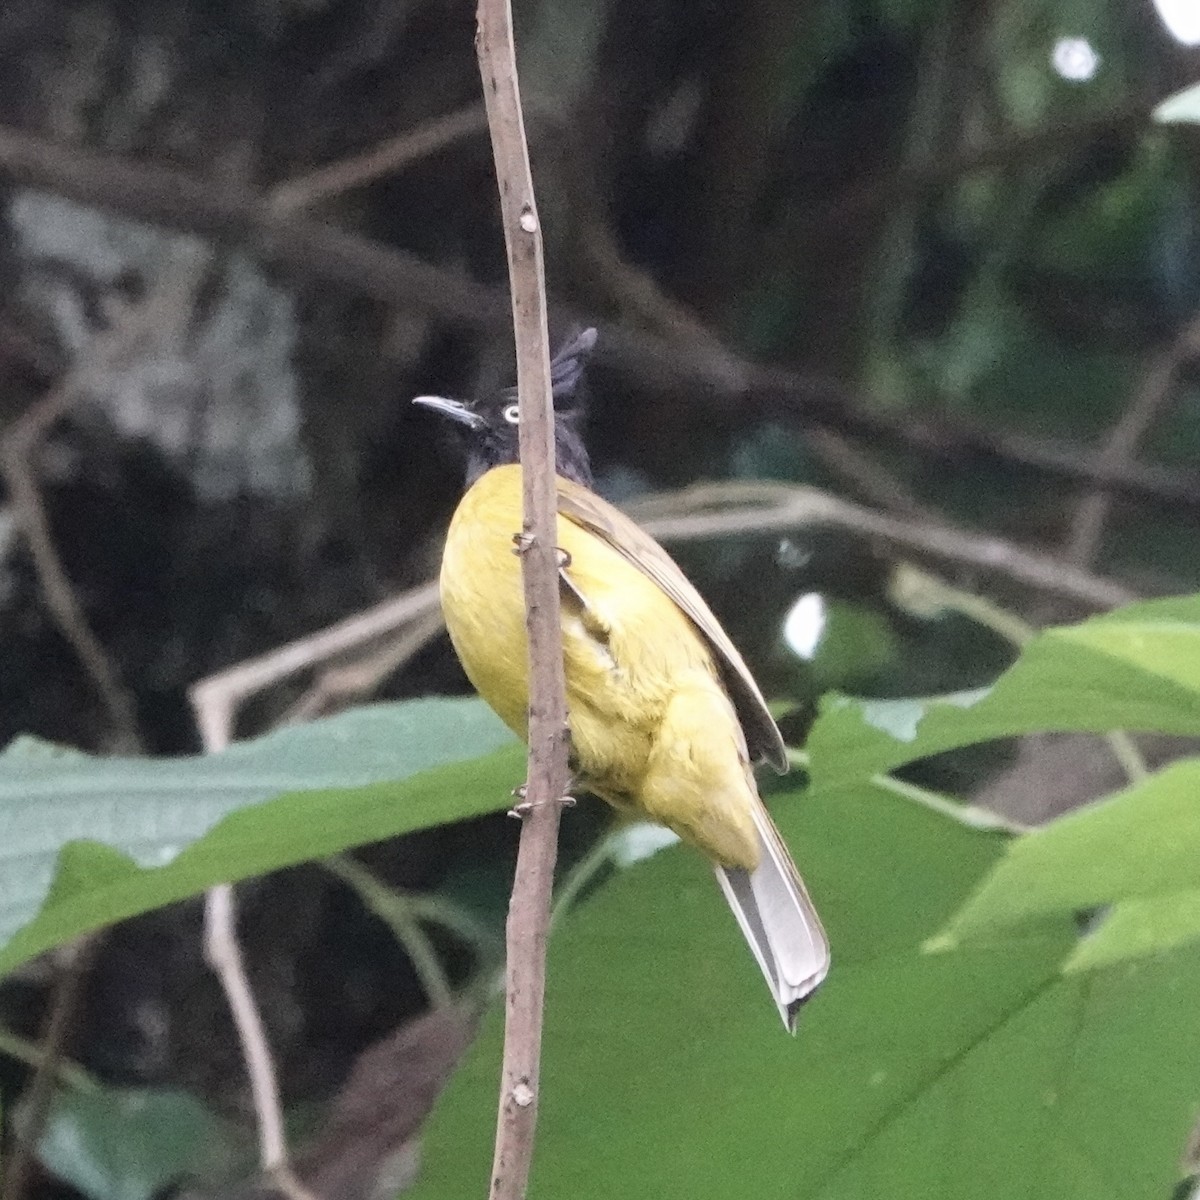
[0,123,1197,510]
[189,581,440,748]
[0,122,509,329]
[477,0,571,1195]
[1064,309,1200,565]
[559,150,985,526]
[269,102,490,215]
[743,367,1200,511]
[576,225,925,515]
[802,428,937,521]
[189,476,1128,762]
[278,606,446,726]
[627,481,1135,610]
[576,220,939,520]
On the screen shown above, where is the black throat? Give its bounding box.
[465,418,594,490]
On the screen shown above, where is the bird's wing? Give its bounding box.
[556,477,788,772]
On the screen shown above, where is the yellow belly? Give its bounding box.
[438,464,760,868]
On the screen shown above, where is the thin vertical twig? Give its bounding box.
[476,0,572,1196]
[193,706,312,1200]
[201,887,292,1183]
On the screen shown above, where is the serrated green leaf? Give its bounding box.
[808,595,1200,790]
[0,698,522,975]
[407,780,1200,1200]
[938,759,1200,951]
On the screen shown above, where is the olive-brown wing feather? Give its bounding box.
[556,479,788,772]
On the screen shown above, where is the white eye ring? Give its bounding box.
[502,403,520,425]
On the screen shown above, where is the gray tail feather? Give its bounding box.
[714,802,830,1033]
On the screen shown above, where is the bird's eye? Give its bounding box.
[502,403,520,425]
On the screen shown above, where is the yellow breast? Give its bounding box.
[438,464,760,868]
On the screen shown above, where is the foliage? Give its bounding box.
[4,598,1200,1197]
[33,1086,240,1200]
[806,595,1200,789]
[0,699,521,976]
[403,594,1200,1200]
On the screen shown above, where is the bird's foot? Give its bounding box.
[508,781,578,819]
[509,533,572,570]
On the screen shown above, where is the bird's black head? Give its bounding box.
[412,328,597,489]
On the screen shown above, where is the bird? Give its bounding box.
[412,329,829,1030]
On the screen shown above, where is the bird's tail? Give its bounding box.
[714,801,830,1032]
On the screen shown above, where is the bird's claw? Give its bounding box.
[510,534,571,570]
[507,789,577,819]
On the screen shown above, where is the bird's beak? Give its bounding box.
[412,395,485,431]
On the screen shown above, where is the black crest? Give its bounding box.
[412,327,599,488]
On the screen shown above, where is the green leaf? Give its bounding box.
[0,699,522,975]
[1058,610,1200,692]
[807,595,1200,790]
[1064,891,1200,974]
[1154,82,1200,125]
[36,1085,238,1200]
[936,759,1200,958]
[407,781,1200,1200]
